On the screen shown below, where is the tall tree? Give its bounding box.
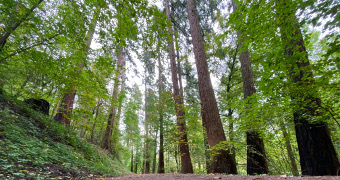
[102,47,125,151]
[164,0,193,173]
[54,9,100,125]
[231,2,268,175]
[186,0,237,174]
[276,0,340,175]
[157,55,165,173]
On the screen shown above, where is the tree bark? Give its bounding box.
[101,47,125,151]
[157,56,165,173]
[164,0,193,174]
[276,1,340,175]
[186,0,237,174]
[131,145,134,172]
[231,2,268,175]
[54,10,99,125]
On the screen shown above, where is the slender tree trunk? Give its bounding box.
[102,47,125,151]
[231,2,268,175]
[157,56,165,173]
[276,1,340,175]
[186,0,237,174]
[0,0,44,49]
[131,145,134,172]
[164,0,193,174]
[54,10,99,125]
[279,122,299,176]
[112,60,126,156]
[90,100,102,143]
[152,129,158,173]
[144,78,150,174]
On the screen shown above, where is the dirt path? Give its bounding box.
[102,174,340,180]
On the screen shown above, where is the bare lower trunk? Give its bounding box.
[54,89,76,125]
[158,56,165,173]
[102,47,125,151]
[276,1,340,175]
[131,145,134,172]
[186,0,237,174]
[164,0,193,174]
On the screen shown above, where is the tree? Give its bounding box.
[54,9,100,125]
[186,0,237,174]
[231,2,268,175]
[276,0,340,175]
[102,47,125,151]
[164,0,193,174]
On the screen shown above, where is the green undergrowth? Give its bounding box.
[0,89,131,179]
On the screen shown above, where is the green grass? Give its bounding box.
[0,89,131,179]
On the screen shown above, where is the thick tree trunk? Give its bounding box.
[276,1,340,175]
[102,47,125,151]
[279,122,299,176]
[157,56,165,173]
[231,2,268,175]
[0,0,44,49]
[164,0,193,174]
[201,107,211,174]
[186,0,237,174]
[54,10,99,125]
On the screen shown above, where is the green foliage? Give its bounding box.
[0,91,130,179]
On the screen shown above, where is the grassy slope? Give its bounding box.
[0,89,131,179]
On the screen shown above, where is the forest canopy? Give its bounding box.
[0,0,339,177]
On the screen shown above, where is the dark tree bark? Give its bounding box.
[231,2,268,175]
[201,107,211,174]
[54,10,99,125]
[276,1,340,175]
[157,56,165,173]
[102,47,125,151]
[186,0,237,174]
[0,0,44,49]
[152,129,158,173]
[164,0,193,174]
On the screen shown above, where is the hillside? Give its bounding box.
[0,89,131,179]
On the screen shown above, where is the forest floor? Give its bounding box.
[102,174,340,180]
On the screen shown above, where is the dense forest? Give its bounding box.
[0,0,339,178]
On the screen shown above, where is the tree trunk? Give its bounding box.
[186,0,237,174]
[112,59,126,156]
[201,107,211,174]
[0,0,44,49]
[152,129,158,173]
[90,100,102,143]
[102,47,125,151]
[144,79,150,174]
[131,145,134,172]
[279,122,299,176]
[54,10,99,125]
[276,1,340,175]
[231,2,268,175]
[164,0,193,174]
[157,56,165,174]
